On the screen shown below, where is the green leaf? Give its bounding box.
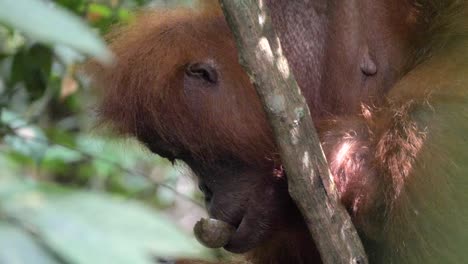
[0,0,112,64]
[0,180,210,263]
[88,3,113,19]
[1,110,49,163]
[54,0,86,14]
[54,45,85,65]
[10,44,53,98]
[43,145,82,163]
[0,222,60,264]
[117,8,133,22]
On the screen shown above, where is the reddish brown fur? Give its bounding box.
[91,7,275,164]
[88,1,468,263]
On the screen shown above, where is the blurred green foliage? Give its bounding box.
[0,0,213,263]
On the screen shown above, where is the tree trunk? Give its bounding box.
[218,1,368,263]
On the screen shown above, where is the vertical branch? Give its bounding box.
[217,1,368,263]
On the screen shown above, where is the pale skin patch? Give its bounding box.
[336,142,352,164]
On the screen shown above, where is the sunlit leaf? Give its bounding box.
[54,45,85,65]
[0,0,112,64]
[43,145,82,164]
[88,3,113,20]
[0,222,60,264]
[0,179,211,263]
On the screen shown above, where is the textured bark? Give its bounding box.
[218,1,368,263]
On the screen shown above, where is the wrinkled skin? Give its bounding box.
[89,1,468,263]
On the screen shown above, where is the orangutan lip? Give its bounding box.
[221,211,262,253]
[223,224,257,254]
[218,214,242,231]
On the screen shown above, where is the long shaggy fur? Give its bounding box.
[87,1,468,263]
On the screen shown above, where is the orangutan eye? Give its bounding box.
[185,63,218,84]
